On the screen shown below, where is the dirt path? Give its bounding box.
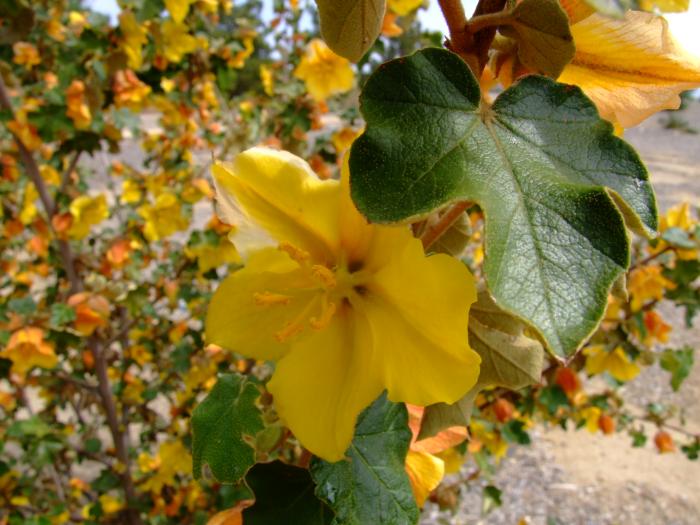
[423,102,700,525]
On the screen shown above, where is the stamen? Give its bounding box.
[279,242,310,264]
[275,321,305,342]
[253,291,292,306]
[311,265,336,289]
[310,301,336,330]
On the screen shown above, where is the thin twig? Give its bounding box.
[421,201,472,250]
[58,151,81,200]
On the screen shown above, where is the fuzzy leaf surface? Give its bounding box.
[310,393,418,525]
[350,48,656,356]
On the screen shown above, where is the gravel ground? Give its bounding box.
[422,103,700,525]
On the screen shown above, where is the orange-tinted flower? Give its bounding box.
[642,310,672,346]
[12,42,40,68]
[654,430,675,453]
[0,327,57,378]
[113,70,151,110]
[66,80,92,129]
[67,293,111,336]
[628,265,676,312]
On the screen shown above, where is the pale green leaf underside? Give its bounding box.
[315,0,385,62]
[311,394,418,525]
[501,0,575,78]
[419,291,545,438]
[350,48,657,356]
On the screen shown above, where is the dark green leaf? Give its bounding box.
[482,485,502,514]
[192,373,263,483]
[311,393,418,525]
[243,461,334,525]
[502,420,531,444]
[350,48,656,356]
[8,297,37,316]
[538,385,569,415]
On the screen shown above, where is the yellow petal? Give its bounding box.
[267,312,383,462]
[205,248,316,361]
[605,346,641,382]
[213,148,342,262]
[405,450,445,507]
[559,11,700,127]
[360,235,480,406]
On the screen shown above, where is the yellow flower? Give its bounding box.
[259,65,274,96]
[19,184,38,225]
[294,39,354,102]
[140,441,192,493]
[113,70,151,111]
[186,242,240,274]
[121,179,141,204]
[165,0,195,23]
[388,0,424,16]
[68,194,108,239]
[583,345,640,382]
[138,192,188,241]
[660,202,695,231]
[207,148,480,461]
[580,406,602,433]
[628,265,676,312]
[557,9,700,128]
[230,36,255,68]
[66,80,92,129]
[12,42,40,68]
[469,421,508,459]
[0,327,57,378]
[46,19,66,42]
[161,20,198,63]
[119,11,148,70]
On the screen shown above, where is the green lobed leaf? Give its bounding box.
[243,461,334,525]
[350,48,657,357]
[315,0,386,62]
[310,393,419,525]
[419,291,544,438]
[659,347,694,391]
[191,373,264,483]
[500,0,575,78]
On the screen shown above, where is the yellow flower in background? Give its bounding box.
[66,80,92,130]
[207,148,480,461]
[0,327,58,378]
[161,20,198,63]
[331,127,363,155]
[388,0,424,16]
[165,0,195,23]
[138,192,188,241]
[119,11,148,70]
[628,265,676,312]
[113,70,152,110]
[469,421,508,459]
[7,108,42,151]
[12,42,40,68]
[557,8,700,128]
[121,179,142,204]
[68,194,108,239]
[46,19,66,42]
[230,36,255,68]
[259,65,274,96]
[656,202,698,260]
[40,165,61,186]
[186,242,240,274]
[139,440,192,493]
[583,345,640,382]
[19,185,38,225]
[579,406,602,433]
[641,310,672,346]
[294,39,354,102]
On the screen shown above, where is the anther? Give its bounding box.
[310,301,336,330]
[253,291,292,306]
[274,321,305,342]
[278,242,310,264]
[311,265,336,289]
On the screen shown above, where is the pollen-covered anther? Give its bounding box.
[310,301,336,330]
[274,321,305,343]
[253,291,292,306]
[310,264,336,289]
[278,241,310,264]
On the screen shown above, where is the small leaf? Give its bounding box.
[500,0,575,78]
[192,374,263,483]
[350,48,656,356]
[482,485,502,514]
[661,227,696,250]
[50,304,77,327]
[310,393,419,525]
[419,291,544,437]
[242,461,333,525]
[659,347,694,391]
[315,0,386,62]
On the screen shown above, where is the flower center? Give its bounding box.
[254,242,368,343]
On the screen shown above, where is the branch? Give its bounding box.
[0,75,143,525]
[421,201,472,250]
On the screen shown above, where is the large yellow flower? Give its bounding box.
[206,148,480,461]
